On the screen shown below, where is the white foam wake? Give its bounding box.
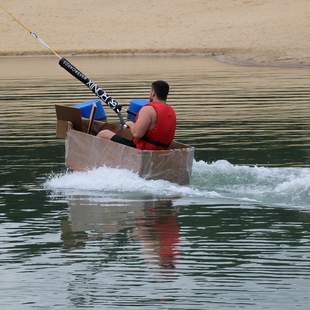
[192,160,310,206]
[44,160,310,207]
[44,166,219,199]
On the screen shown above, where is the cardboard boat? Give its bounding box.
[55,104,194,185]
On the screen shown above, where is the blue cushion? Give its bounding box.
[73,99,106,120]
[127,99,149,121]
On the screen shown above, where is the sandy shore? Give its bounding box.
[1,0,310,67]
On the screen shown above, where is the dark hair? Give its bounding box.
[152,80,170,101]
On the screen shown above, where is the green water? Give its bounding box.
[0,56,310,309]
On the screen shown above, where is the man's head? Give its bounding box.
[150,80,170,102]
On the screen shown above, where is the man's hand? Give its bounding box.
[125,121,134,128]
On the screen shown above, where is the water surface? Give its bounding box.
[0,56,310,309]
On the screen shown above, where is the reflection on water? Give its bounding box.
[63,199,179,269]
[0,56,310,309]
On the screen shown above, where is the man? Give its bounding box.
[97,80,176,150]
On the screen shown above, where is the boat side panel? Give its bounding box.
[139,147,195,185]
[65,129,194,185]
[65,129,143,173]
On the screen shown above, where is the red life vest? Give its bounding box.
[133,102,176,150]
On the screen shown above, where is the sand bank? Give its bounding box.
[1,0,310,67]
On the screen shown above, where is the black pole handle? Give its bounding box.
[59,57,123,115]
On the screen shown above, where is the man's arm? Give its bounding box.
[126,106,155,138]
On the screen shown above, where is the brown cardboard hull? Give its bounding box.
[65,129,194,185]
[55,104,194,185]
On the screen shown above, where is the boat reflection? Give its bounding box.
[61,198,179,269]
[134,200,179,268]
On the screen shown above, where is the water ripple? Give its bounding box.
[1,56,310,309]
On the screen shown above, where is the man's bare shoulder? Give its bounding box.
[139,105,156,116]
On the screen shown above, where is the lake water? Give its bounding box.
[0,56,310,309]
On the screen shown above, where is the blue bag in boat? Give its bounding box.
[127,99,149,121]
[73,99,106,121]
